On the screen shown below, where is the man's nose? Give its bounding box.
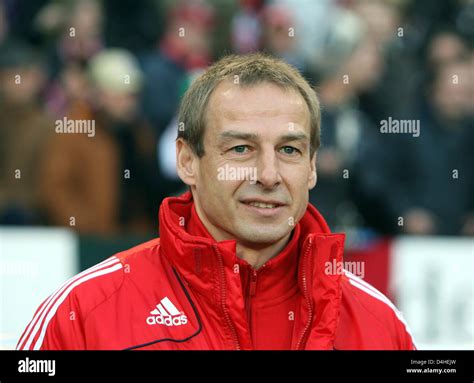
[256,148,282,189]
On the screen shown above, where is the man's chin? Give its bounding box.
[233,224,292,247]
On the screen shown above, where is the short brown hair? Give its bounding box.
[177,53,321,158]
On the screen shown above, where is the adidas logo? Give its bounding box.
[146,297,188,326]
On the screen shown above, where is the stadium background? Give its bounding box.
[0,0,473,349]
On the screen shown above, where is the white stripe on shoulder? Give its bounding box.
[18,257,119,350]
[18,257,120,350]
[33,262,123,350]
[344,271,415,343]
[344,270,388,302]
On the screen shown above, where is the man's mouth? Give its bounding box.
[247,201,279,209]
[240,199,286,209]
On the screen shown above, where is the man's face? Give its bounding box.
[179,81,317,246]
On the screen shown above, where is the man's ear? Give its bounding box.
[176,138,198,186]
[308,152,317,190]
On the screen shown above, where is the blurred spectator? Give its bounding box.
[155,70,204,201]
[35,0,104,79]
[275,0,334,67]
[38,49,160,235]
[0,41,52,225]
[427,28,471,71]
[352,0,406,47]
[45,60,91,119]
[350,0,421,124]
[261,3,304,71]
[231,0,264,53]
[139,0,215,137]
[406,0,474,46]
[102,0,163,53]
[356,54,474,236]
[308,9,384,232]
[1,0,48,44]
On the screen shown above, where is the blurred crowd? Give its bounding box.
[0,0,472,236]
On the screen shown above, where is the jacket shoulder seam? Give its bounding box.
[114,240,161,261]
[82,262,126,328]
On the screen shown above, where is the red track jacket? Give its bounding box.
[17,192,415,350]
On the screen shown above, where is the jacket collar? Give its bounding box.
[159,191,328,281]
[186,201,301,302]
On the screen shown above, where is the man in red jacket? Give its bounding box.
[17,53,415,350]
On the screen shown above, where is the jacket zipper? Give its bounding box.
[246,269,257,330]
[295,237,314,350]
[213,244,241,350]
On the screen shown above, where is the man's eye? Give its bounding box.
[279,146,300,155]
[231,145,249,154]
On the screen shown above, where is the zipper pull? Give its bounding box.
[249,269,258,296]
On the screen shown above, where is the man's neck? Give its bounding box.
[236,232,292,269]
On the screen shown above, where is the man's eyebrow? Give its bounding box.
[219,131,260,141]
[219,131,309,143]
[279,132,309,142]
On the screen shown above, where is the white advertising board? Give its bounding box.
[391,237,474,350]
[0,227,78,349]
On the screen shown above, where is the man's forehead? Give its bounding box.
[207,80,309,121]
